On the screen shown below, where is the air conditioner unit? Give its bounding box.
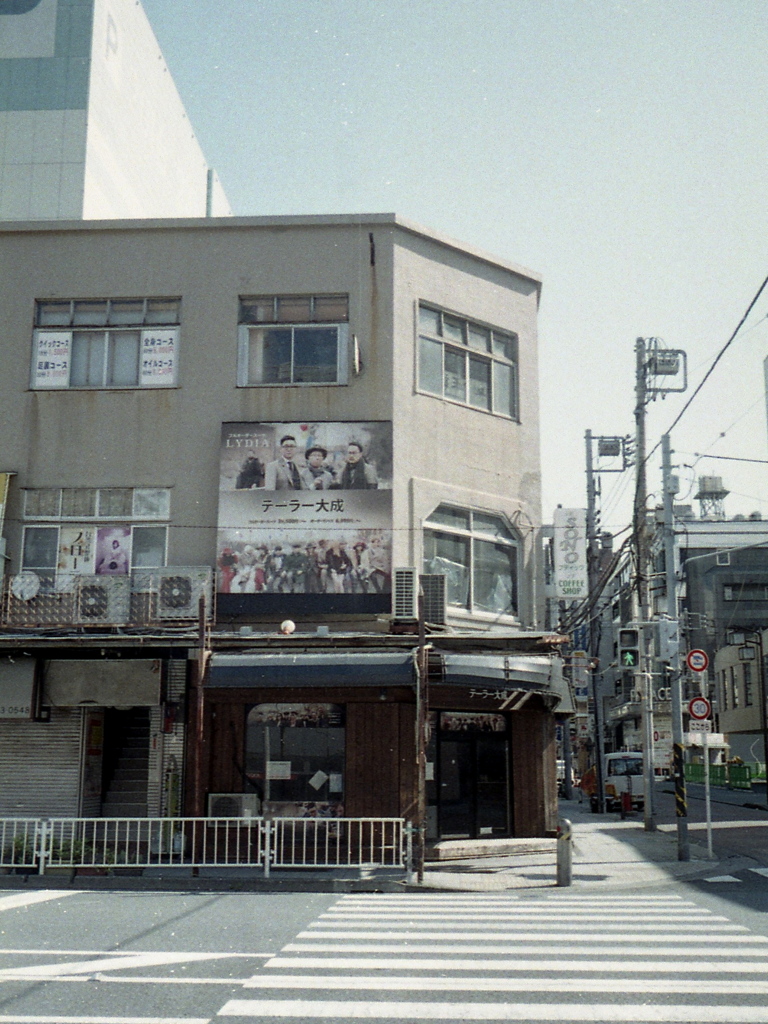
[420,573,446,625]
[392,566,418,620]
[157,567,212,619]
[207,793,261,818]
[76,576,131,624]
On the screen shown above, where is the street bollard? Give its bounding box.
[556,817,572,887]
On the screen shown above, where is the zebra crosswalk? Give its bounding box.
[217,891,768,1022]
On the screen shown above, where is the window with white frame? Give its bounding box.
[744,661,754,706]
[31,298,180,390]
[423,504,518,617]
[417,304,519,419]
[21,487,170,581]
[238,295,349,386]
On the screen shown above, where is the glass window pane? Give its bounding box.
[473,511,514,542]
[314,295,348,322]
[98,488,133,517]
[70,332,105,385]
[25,488,61,517]
[492,331,517,360]
[37,301,71,326]
[469,355,491,409]
[240,298,276,324]
[473,538,517,615]
[133,488,170,519]
[424,529,470,608]
[419,306,441,335]
[426,505,470,530]
[249,327,292,384]
[418,337,443,395]
[131,526,167,567]
[293,327,338,383]
[23,527,59,569]
[492,361,514,417]
[277,296,312,323]
[443,314,465,343]
[145,298,180,325]
[443,347,466,402]
[468,324,490,352]
[108,300,145,325]
[61,488,96,517]
[108,331,140,386]
[73,301,108,326]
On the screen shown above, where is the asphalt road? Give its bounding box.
[3,881,768,1023]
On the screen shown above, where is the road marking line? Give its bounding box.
[322,911,733,921]
[751,867,768,877]
[704,875,742,883]
[284,940,768,954]
[303,926,749,938]
[266,955,768,972]
[217,999,768,1020]
[244,975,768,994]
[0,953,260,979]
[0,892,82,912]
[0,950,271,958]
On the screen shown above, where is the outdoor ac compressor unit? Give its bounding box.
[207,793,261,818]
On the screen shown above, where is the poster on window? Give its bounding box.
[95,526,131,575]
[32,331,71,388]
[57,526,96,588]
[140,329,178,387]
[217,422,392,596]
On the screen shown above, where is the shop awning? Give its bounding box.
[208,651,416,688]
[441,653,573,713]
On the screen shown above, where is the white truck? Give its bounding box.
[581,752,644,813]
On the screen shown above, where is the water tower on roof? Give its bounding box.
[695,476,729,520]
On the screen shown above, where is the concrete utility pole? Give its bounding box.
[585,430,606,813]
[634,338,656,831]
[661,433,689,860]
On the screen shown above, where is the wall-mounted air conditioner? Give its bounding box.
[76,576,131,624]
[207,793,261,818]
[420,573,447,625]
[157,567,212,619]
[392,566,418,620]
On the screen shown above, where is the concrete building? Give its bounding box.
[0,214,566,843]
[0,0,230,220]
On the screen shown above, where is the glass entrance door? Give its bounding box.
[434,712,509,839]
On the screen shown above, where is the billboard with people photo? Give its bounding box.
[217,422,392,598]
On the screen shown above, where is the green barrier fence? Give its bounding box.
[684,763,753,789]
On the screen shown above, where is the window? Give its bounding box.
[31,298,180,389]
[238,295,350,386]
[21,487,170,583]
[423,504,518,617]
[721,669,729,712]
[730,665,739,708]
[723,582,768,601]
[744,662,753,706]
[418,304,518,419]
[245,703,345,816]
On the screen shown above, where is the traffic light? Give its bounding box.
[618,628,640,668]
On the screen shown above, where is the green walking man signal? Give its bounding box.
[618,628,640,669]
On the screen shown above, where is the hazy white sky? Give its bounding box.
[142,0,768,531]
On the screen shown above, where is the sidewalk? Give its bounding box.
[0,798,757,894]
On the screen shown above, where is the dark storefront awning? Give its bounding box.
[208,651,416,688]
[442,653,573,713]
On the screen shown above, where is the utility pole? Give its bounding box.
[662,433,689,860]
[585,430,605,813]
[634,337,656,831]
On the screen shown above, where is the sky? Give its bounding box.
[141,0,768,533]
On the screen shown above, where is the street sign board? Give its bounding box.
[686,649,709,673]
[688,696,712,720]
[688,719,712,732]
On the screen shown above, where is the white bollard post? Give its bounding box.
[556,817,572,887]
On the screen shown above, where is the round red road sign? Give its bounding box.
[688,696,711,720]
[686,648,709,673]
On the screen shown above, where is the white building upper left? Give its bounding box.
[0,0,231,220]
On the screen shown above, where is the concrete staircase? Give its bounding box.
[102,708,150,817]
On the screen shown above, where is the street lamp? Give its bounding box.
[728,629,768,788]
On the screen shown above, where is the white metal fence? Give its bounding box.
[0,816,406,876]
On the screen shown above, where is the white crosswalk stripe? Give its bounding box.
[218,891,768,1022]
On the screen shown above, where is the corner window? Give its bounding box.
[418,304,518,419]
[423,504,518,617]
[245,703,345,817]
[31,298,180,390]
[238,295,350,386]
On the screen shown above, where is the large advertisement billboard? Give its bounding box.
[217,422,392,601]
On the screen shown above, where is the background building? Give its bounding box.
[0,0,230,220]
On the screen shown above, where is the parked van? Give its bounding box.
[580,752,644,812]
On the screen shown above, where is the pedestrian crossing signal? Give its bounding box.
[618,628,640,669]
